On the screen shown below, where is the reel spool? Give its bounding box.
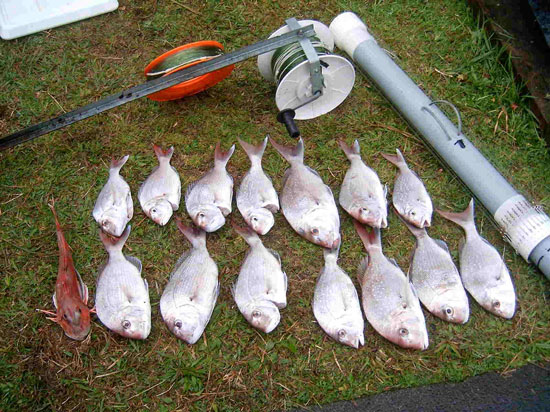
[144,41,234,102]
[257,19,355,121]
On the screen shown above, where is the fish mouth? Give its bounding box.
[63,325,91,341]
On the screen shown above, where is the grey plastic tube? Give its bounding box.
[330,12,550,279]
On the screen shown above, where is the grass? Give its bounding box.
[1,0,549,410]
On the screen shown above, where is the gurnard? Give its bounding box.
[93,155,133,237]
[313,247,364,348]
[382,149,433,228]
[138,145,181,226]
[40,203,91,340]
[399,215,469,323]
[437,199,516,319]
[96,226,151,339]
[160,220,219,344]
[339,139,387,228]
[354,220,429,350]
[236,137,279,235]
[186,142,235,232]
[270,137,340,248]
[232,224,287,333]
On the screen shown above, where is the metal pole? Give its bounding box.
[330,12,550,279]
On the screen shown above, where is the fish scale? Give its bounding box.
[437,199,516,319]
[313,248,364,348]
[160,222,219,344]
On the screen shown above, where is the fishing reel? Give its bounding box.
[257,18,355,138]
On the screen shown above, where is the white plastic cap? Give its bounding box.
[329,12,374,57]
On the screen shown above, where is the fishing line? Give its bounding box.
[146,45,224,80]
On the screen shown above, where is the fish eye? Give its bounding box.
[402,302,408,309]
[252,217,258,222]
[411,211,416,216]
[174,320,183,329]
[311,228,319,235]
[399,328,409,336]
[492,300,500,308]
[122,320,131,330]
[338,329,346,338]
[252,310,261,318]
[63,314,68,320]
[445,307,453,316]
[152,208,157,214]
[199,212,205,218]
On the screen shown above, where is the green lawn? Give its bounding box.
[1,0,549,410]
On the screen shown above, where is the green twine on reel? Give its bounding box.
[271,36,330,84]
[146,46,224,80]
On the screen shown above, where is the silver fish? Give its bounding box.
[96,226,151,340]
[354,220,429,350]
[185,142,235,232]
[382,149,433,228]
[138,145,181,226]
[232,224,287,333]
[270,137,340,249]
[160,221,219,344]
[236,137,279,235]
[400,215,469,324]
[339,139,387,228]
[313,247,365,348]
[93,155,133,237]
[437,199,516,319]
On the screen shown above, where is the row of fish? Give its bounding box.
[44,137,516,351]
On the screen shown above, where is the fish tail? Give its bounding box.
[232,221,261,247]
[99,225,131,253]
[436,198,475,229]
[49,200,73,263]
[110,154,129,174]
[214,142,235,169]
[176,218,206,248]
[238,136,267,167]
[338,139,361,161]
[153,145,174,164]
[269,137,304,165]
[381,148,407,169]
[353,219,382,250]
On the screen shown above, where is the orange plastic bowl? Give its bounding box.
[144,41,234,102]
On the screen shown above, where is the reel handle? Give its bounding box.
[277,109,300,138]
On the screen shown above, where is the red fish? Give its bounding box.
[39,202,91,340]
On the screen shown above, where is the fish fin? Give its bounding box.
[96,262,108,282]
[409,282,419,299]
[269,137,304,165]
[143,278,149,292]
[436,198,475,229]
[381,148,407,168]
[357,256,369,283]
[267,248,282,265]
[99,225,131,253]
[389,257,400,268]
[281,168,292,188]
[171,250,192,279]
[232,222,262,247]
[283,271,288,293]
[214,142,235,169]
[176,218,207,248]
[238,136,267,166]
[230,282,236,299]
[110,154,129,174]
[353,219,382,250]
[52,292,58,309]
[338,139,361,161]
[434,238,450,253]
[153,144,174,163]
[126,191,133,219]
[126,255,142,274]
[75,269,89,304]
[305,165,321,178]
[384,184,388,199]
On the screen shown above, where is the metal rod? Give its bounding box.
[0,25,316,151]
